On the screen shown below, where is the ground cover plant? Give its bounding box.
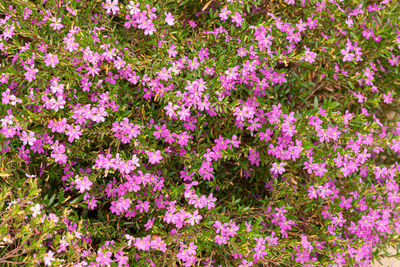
[0,0,400,266]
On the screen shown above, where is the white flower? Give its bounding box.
[30,204,41,217]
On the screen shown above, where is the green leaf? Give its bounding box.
[58,190,64,204]
[314,96,319,110]
[47,193,56,207]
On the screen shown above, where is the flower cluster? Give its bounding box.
[1,0,400,266]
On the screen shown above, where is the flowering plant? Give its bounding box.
[1,0,400,266]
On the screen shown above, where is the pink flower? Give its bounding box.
[245,221,252,233]
[219,6,231,21]
[144,218,155,231]
[2,24,15,40]
[139,19,156,35]
[383,92,393,104]
[43,251,55,266]
[44,53,59,68]
[127,1,140,15]
[114,251,128,266]
[165,12,175,26]
[116,197,131,211]
[75,176,93,193]
[302,47,316,63]
[88,197,98,209]
[134,236,151,251]
[270,162,286,176]
[24,65,38,82]
[308,186,318,199]
[21,131,36,146]
[135,200,150,213]
[314,163,328,177]
[239,259,253,267]
[96,250,113,266]
[103,0,120,15]
[167,44,177,58]
[341,48,355,62]
[248,148,260,166]
[237,46,247,57]
[50,81,65,94]
[66,124,82,142]
[50,17,64,31]
[232,12,244,27]
[188,20,197,29]
[147,150,163,164]
[207,193,217,209]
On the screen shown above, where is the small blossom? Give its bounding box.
[103,0,120,15]
[44,54,59,68]
[43,251,56,266]
[165,12,175,26]
[30,204,41,217]
[75,176,93,193]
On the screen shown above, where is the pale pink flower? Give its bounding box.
[50,17,63,31]
[30,204,41,217]
[103,0,120,15]
[165,12,175,26]
[44,53,59,68]
[44,251,55,266]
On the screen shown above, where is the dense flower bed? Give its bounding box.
[1,0,400,266]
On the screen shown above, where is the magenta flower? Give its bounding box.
[21,131,36,146]
[134,236,151,251]
[167,44,177,58]
[114,251,128,266]
[116,197,131,211]
[135,200,150,213]
[75,176,93,193]
[2,24,15,40]
[50,17,64,31]
[389,54,399,66]
[66,124,82,142]
[144,218,155,231]
[96,250,113,266]
[147,150,163,164]
[188,20,197,28]
[248,148,260,166]
[88,197,98,210]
